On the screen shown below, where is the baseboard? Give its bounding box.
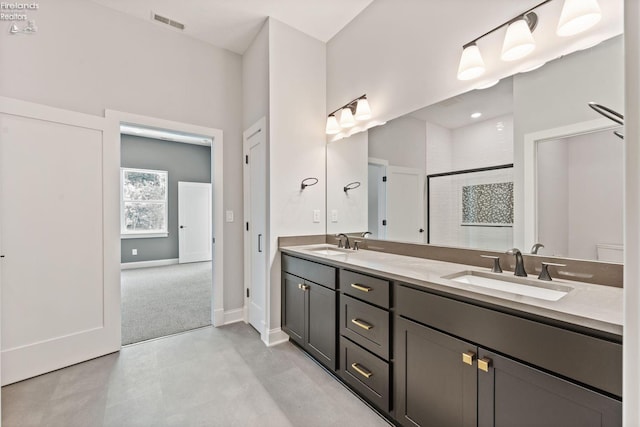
[223,308,244,325]
[265,328,290,347]
[213,308,225,327]
[121,258,179,270]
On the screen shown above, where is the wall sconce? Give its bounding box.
[326,95,371,135]
[457,0,602,80]
[343,181,361,193]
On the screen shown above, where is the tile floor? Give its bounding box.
[2,323,391,427]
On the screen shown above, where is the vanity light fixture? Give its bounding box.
[326,94,372,134]
[456,0,602,80]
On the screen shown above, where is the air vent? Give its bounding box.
[152,12,185,31]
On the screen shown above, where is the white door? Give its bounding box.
[243,119,267,336]
[178,182,212,264]
[368,159,387,239]
[0,99,119,385]
[386,166,425,243]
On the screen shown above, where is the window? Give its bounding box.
[121,168,168,238]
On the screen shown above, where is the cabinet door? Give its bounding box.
[306,281,337,370]
[478,349,621,427]
[395,317,477,427]
[282,273,305,345]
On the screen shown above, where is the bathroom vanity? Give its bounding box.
[280,244,622,427]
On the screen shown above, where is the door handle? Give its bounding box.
[180,225,186,229]
[258,234,263,252]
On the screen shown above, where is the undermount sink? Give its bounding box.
[443,271,573,302]
[308,246,351,256]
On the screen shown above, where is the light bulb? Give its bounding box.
[339,107,355,128]
[501,18,536,62]
[457,44,485,81]
[325,115,340,134]
[557,0,601,37]
[354,98,372,120]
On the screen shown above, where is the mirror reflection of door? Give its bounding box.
[386,166,425,243]
[536,127,623,261]
[368,159,387,239]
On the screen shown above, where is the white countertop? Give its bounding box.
[280,244,623,338]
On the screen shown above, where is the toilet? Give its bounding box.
[596,243,624,263]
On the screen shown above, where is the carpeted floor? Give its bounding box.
[121,262,212,345]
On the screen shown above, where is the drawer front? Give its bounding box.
[282,254,337,289]
[396,284,622,398]
[341,294,390,360]
[340,337,390,412]
[341,269,390,308]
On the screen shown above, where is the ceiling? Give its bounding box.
[90,0,375,54]
[410,77,514,130]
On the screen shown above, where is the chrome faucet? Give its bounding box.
[336,233,351,249]
[361,231,372,238]
[530,243,545,254]
[506,248,527,277]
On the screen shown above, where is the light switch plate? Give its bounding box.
[331,210,338,223]
[313,210,321,223]
[132,249,137,256]
[225,210,234,222]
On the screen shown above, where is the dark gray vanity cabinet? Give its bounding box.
[395,283,622,427]
[282,254,338,370]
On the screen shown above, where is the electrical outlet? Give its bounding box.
[225,210,234,222]
[313,209,321,223]
[331,210,338,223]
[132,249,138,256]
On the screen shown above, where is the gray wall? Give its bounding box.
[121,135,211,263]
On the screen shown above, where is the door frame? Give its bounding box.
[243,117,267,340]
[105,110,225,327]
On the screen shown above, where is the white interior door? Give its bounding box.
[368,159,387,239]
[0,98,119,385]
[243,120,267,336]
[178,182,212,264]
[386,166,425,243]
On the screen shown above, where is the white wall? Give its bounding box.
[327,132,368,234]
[369,115,426,170]
[0,0,245,313]
[426,122,452,175]
[451,114,514,170]
[267,18,327,334]
[243,21,270,129]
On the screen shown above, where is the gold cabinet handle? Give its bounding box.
[478,357,492,372]
[297,283,309,291]
[351,318,373,330]
[462,351,476,366]
[351,283,373,292]
[351,362,373,379]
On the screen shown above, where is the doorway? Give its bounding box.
[107,110,224,346]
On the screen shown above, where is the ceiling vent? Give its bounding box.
[152,12,185,31]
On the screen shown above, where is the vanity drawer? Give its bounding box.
[282,254,337,289]
[341,269,390,308]
[340,336,390,412]
[340,294,390,360]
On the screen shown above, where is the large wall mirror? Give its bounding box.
[326,34,624,262]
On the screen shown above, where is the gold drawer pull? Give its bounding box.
[351,283,373,292]
[462,351,476,366]
[297,283,309,291]
[351,362,373,379]
[478,357,492,372]
[351,318,373,330]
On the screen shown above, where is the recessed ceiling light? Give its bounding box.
[471,112,482,119]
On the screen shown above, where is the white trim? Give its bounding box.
[105,109,225,327]
[120,258,179,270]
[223,308,245,325]
[523,118,619,250]
[368,157,389,167]
[121,233,168,239]
[265,328,290,347]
